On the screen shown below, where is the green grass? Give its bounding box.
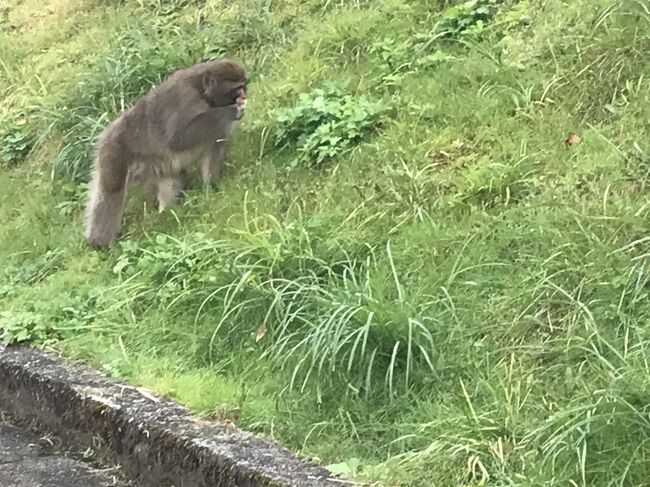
[1,0,650,484]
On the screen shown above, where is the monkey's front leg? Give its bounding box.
[200,142,227,191]
[167,104,240,152]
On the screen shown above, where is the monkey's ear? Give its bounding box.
[202,70,218,89]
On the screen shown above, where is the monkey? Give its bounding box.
[83,58,248,249]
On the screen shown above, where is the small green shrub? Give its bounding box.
[270,82,385,167]
[54,182,89,217]
[0,311,50,345]
[0,123,34,166]
[368,37,455,88]
[368,38,415,87]
[436,0,500,38]
[369,38,413,72]
[0,292,97,346]
[415,0,501,51]
[3,250,65,286]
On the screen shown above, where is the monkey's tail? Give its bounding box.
[84,157,127,249]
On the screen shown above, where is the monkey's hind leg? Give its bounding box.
[84,151,128,249]
[156,175,185,213]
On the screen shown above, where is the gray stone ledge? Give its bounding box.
[0,345,343,487]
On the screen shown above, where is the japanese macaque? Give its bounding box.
[84,58,248,249]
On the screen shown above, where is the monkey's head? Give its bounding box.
[201,59,248,111]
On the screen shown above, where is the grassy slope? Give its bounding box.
[1,0,650,485]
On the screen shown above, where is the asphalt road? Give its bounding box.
[0,417,129,487]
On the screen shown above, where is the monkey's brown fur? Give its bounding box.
[84,58,248,249]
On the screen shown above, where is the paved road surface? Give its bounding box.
[0,418,128,486]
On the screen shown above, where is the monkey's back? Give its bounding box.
[98,64,199,156]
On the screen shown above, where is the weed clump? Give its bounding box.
[0,118,34,166]
[269,82,385,167]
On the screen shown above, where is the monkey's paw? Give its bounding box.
[234,104,245,120]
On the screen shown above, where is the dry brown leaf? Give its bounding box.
[565,132,581,149]
[255,323,266,342]
[135,387,160,403]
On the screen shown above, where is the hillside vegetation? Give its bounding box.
[1,0,650,485]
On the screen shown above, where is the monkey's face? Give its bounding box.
[232,84,247,109]
[202,74,248,109]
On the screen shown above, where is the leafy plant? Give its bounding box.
[369,37,455,87]
[54,183,89,217]
[416,0,501,50]
[0,292,97,346]
[368,38,416,87]
[0,311,50,345]
[3,250,65,286]
[438,0,500,37]
[370,38,412,72]
[270,82,385,167]
[0,124,34,166]
[112,233,225,283]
